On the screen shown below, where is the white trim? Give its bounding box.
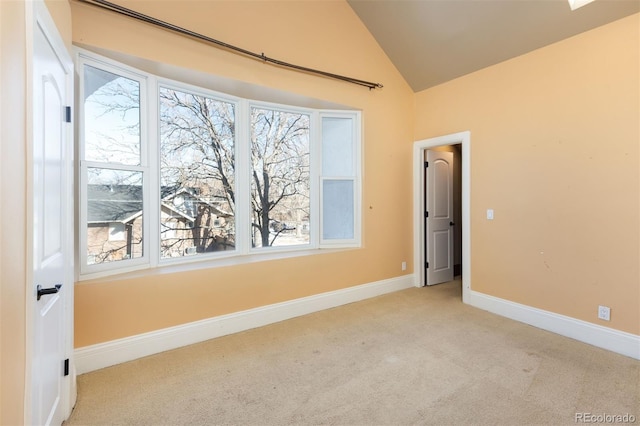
[413,132,471,297]
[74,274,415,374]
[466,289,640,360]
[24,3,35,423]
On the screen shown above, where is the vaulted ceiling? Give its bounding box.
[347,0,639,92]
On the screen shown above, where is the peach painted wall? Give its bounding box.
[71,0,415,347]
[1,2,28,423]
[44,0,73,50]
[415,14,640,335]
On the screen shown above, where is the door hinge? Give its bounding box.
[425,211,429,218]
[425,262,429,269]
[63,359,69,376]
[424,161,429,168]
[64,106,72,123]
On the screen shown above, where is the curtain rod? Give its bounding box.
[78,0,384,90]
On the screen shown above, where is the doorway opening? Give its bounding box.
[413,132,471,301]
[424,147,460,285]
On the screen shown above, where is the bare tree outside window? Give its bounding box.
[83,61,315,269]
[159,87,236,258]
[251,108,310,248]
[159,90,311,253]
[84,65,140,165]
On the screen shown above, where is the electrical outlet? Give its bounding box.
[598,305,610,321]
[401,261,407,271]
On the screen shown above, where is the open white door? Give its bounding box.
[425,150,454,285]
[30,2,74,424]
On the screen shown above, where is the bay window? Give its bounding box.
[78,51,361,279]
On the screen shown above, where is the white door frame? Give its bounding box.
[25,1,75,423]
[413,131,471,301]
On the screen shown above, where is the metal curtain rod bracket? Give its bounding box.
[78,0,384,90]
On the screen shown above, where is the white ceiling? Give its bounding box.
[347,0,639,92]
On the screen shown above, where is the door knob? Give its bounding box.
[37,284,62,301]
[450,221,455,226]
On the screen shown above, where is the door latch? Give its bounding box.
[37,284,62,301]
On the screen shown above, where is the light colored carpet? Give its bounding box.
[65,280,639,425]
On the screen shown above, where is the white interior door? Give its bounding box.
[425,150,454,285]
[31,2,74,424]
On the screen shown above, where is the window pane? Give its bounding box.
[322,117,353,176]
[83,65,141,165]
[159,87,236,258]
[86,168,143,264]
[251,107,310,248]
[322,179,354,240]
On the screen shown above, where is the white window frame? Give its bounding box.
[318,112,362,247]
[77,49,361,280]
[78,53,150,277]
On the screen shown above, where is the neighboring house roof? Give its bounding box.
[88,184,232,224]
[87,185,142,224]
[161,188,233,218]
[160,202,195,222]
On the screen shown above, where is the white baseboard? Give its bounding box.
[464,289,640,360]
[75,274,415,374]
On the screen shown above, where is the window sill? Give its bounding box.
[77,247,358,284]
